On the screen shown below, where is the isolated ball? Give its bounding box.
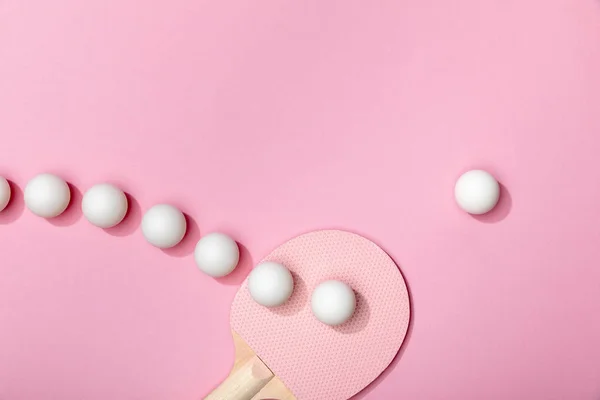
[454,169,500,215]
[82,183,128,228]
[248,261,294,307]
[24,173,71,218]
[311,280,356,326]
[194,233,240,277]
[141,204,187,248]
[0,177,11,212]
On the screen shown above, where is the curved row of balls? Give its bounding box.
[0,169,498,326]
[0,173,359,326]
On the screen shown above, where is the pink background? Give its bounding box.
[0,0,599,399]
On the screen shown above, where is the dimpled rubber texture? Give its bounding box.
[230,230,410,400]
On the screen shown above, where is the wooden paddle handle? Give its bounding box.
[251,376,296,400]
[205,354,274,400]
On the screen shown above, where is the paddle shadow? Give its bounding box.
[350,274,414,399]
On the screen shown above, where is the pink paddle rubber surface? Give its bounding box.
[230,230,410,400]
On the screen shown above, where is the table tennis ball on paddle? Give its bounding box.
[141,204,186,248]
[194,233,240,277]
[311,280,356,326]
[0,177,10,211]
[248,261,294,307]
[209,230,410,400]
[82,183,128,228]
[454,169,500,215]
[24,173,71,218]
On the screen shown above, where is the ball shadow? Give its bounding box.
[216,243,254,286]
[48,183,83,227]
[0,180,25,224]
[104,193,142,237]
[271,271,308,317]
[334,291,370,334]
[471,183,512,223]
[162,213,200,258]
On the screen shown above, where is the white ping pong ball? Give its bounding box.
[25,173,71,218]
[82,183,128,228]
[311,280,356,326]
[454,169,500,215]
[248,261,294,307]
[194,233,240,277]
[141,204,187,248]
[0,177,11,211]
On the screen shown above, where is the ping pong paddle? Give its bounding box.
[206,230,410,400]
